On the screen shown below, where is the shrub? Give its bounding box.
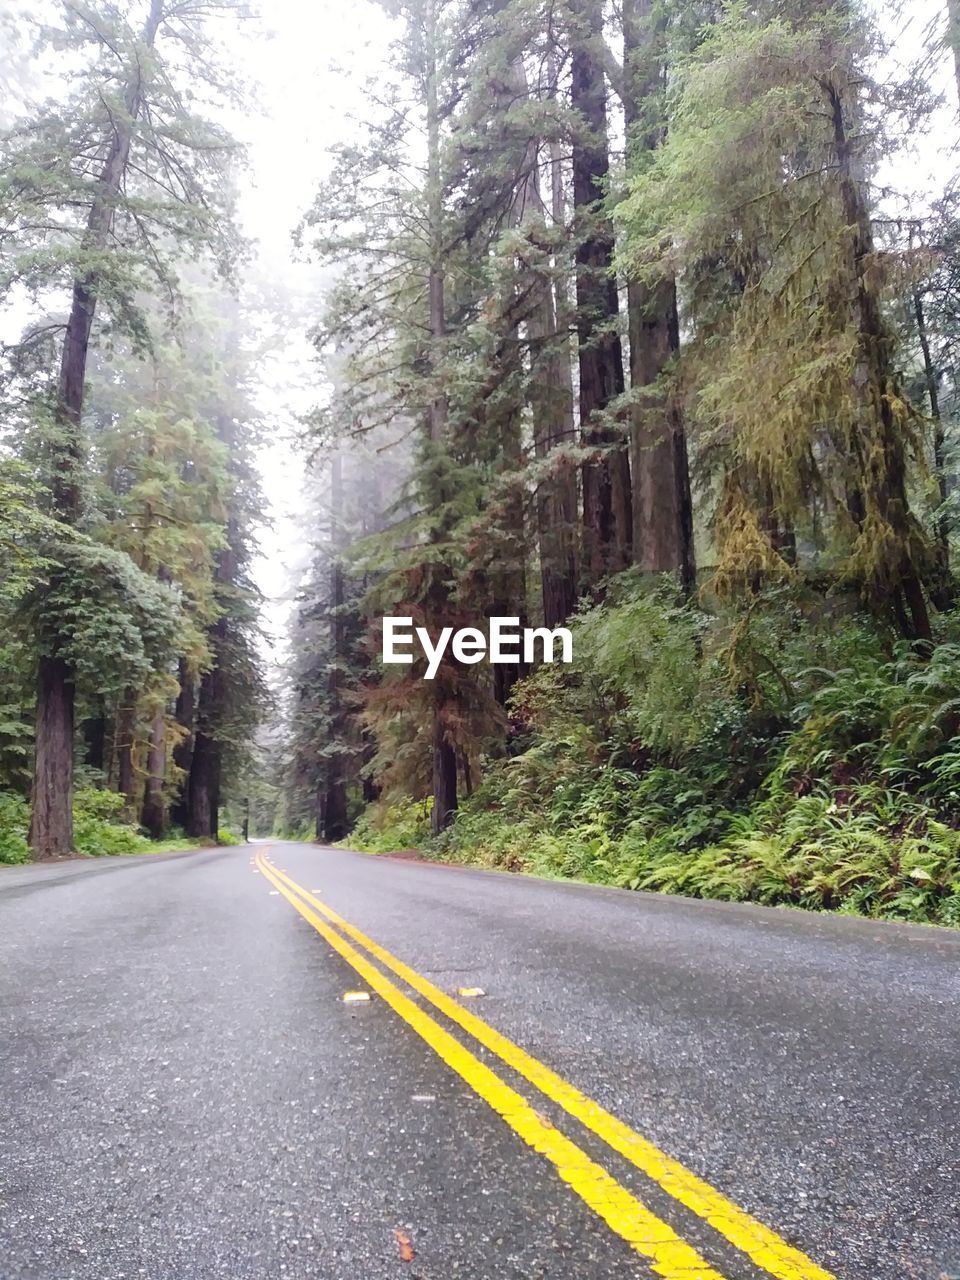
[73,788,147,856]
[0,787,153,861]
[347,795,433,853]
[0,792,30,865]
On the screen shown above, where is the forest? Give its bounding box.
[3,0,960,928]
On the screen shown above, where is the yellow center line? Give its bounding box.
[255,851,727,1280]
[259,852,836,1280]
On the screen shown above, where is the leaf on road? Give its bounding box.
[533,1109,553,1129]
[393,1229,415,1262]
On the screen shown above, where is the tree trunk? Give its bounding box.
[827,78,931,641]
[140,710,166,839]
[913,283,953,609]
[115,690,139,819]
[425,0,457,832]
[627,275,695,591]
[28,0,165,858]
[185,608,227,840]
[183,390,242,841]
[169,660,197,830]
[569,0,632,588]
[83,707,106,773]
[525,200,579,626]
[186,704,220,840]
[321,452,349,842]
[28,657,75,857]
[623,0,695,594]
[430,710,458,837]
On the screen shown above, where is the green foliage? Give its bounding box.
[0,793,30,865]
[0,691,32,794]
[0,458,68,606]
[365,578,960,927]
[623,793,960,927]
[0,784,230,861]
[0,787,157,861]
[72,788,146,856]
[23,540,183,698]
[0,4,241,365]
[346,796,433,853]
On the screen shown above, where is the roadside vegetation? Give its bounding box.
[0,789,239,866]
[345,579,960,927]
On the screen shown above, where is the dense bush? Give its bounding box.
[72,788,147,856]
[349,578,960,927]
[0,793,30,864]
[0,788,219,864]
[346,796,432,853]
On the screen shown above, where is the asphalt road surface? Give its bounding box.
[1,841,957,1280]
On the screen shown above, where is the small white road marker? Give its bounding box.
[342,991,371,1004]
[457,987,485,998]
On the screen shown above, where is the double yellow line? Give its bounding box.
[255,850,835,1280]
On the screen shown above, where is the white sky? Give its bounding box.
[219,0,398,663]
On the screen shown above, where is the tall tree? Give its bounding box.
[621,0,695,592]
[620,4,935,636]
[0,0,239,855]
[568,0,632,586]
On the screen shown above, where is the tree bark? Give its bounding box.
[622,0,695,594]
[521,169,579,625]
[83,706,106,774]
[27,657,75,856]
[425,0,457,832]
[320,452,349,842]
[569,0,632,588]
[115,691,139,819]
[185,604,227,840]
[169,659,197,830]
[140,710,166,839]
[430,711,458,837]
[186,697,220,840]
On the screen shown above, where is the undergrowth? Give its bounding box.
[0,788,235,864]
[348,578,960,927]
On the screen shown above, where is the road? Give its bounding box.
[0,841,957,1280]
